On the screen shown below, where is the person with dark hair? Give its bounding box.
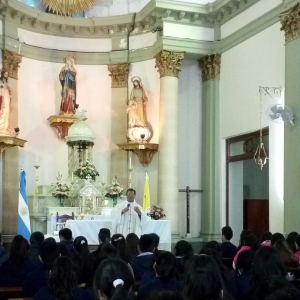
[138,252,181,300]
[141,250,165,286]
[149,233,160,252]
[28,231,45,262]
[251,247,287,299]
[94,258,134,300]
[22,238,60,297]
[126,233,139,261]
[33,256,89,300]
[286,232,298,253]
[111,234,129,263]
[59,228,76,257]
[183,269,223,300]
[260,231,272,246]
[271,233,285,246]
[200,247,238,299]
[253,276,295,300]
[202,240,222,252]
[221,226,238,258]
[111,188,146,237]
[174,240,194,275]
[295,235,300,261]
[266,287,300,300]
[129,234,155,281]
[234,250,255,300]
[73,236,94,283]
[0,235,37,286]
[237,230,252,251]
[273,239,298,268]
[156,291,183,300]
[233,234,259,269]
[92,228,111,259]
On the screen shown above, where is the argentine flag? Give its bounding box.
[18,169,31,240]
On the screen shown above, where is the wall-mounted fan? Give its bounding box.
[267,104,294,125]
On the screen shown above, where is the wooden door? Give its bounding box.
[243,199,269,240]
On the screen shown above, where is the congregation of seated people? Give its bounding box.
[1,227,300,300]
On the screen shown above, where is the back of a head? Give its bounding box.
[30,231,45,246]
[10,234,29,264]
[201,241,221,254]
[174,240,194,259]
[252,247,286,285]
[296,235,300,249]
[222,226,233,240]
[49,256,78,298]
[99,228,111,243]
[94,244,120,272]
[183,269,222,300]
[244,234,259,251]
[155,251,177,278]
[149,233,160,250]
[125,233,139,256]
[74,236,88,253]
[236,250,255,272]
[255,276,295,300]
[286,232,298,241]
[260,231,272,243]
[240,230,252,245]
[271,233,285,246]
[139,234,155,253]
[156,291,183,300]
[266,287,300,300]
[111,234,125,248]
[39,238,60,267]
[94,258,134,300]
[59,228,72,241]
[186,255,220,276]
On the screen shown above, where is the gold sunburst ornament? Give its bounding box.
[40,0,96,15]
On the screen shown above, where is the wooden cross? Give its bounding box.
[179,186,202,236]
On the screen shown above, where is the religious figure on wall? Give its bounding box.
[0,70,12,135]
[127,77,152,142]
[59,55,77,115]
[128,77,148,127]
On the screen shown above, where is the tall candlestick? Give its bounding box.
[36,153,39,165]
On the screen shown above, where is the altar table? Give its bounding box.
[64,218,171,250]
[65,219,113,245]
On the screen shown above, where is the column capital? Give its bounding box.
[2,50,22,80]
[198,54,221,82]
[280,3,300,43]
[108,63,129,88]
[154,50,185,78]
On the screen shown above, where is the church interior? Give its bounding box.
[0,0,298,250]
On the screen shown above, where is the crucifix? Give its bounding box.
[179,186,202,237]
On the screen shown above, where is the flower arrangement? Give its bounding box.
[105,177,124,207]
[51,173,70,206]
[74,159,100,181]
[147,204,166,220]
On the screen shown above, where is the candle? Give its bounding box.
[36,153,39,165]
[129,157,132,168]
[18,43,21,55]
[72,172,74,181]
[102,175,104,182]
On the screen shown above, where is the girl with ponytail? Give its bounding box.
[94,258,134,300]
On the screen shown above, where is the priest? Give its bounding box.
[111,188,146,237]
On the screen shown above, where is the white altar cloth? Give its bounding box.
[65,219,113,245]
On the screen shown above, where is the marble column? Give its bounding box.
[154,50,184,234]
[198,54,222,241]
[108,63,129,187]
[280,5,300,232]
[1,50,22,234]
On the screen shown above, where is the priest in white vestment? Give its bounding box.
[111,188,146,237]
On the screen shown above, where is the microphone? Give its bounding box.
[127,204,130,208]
